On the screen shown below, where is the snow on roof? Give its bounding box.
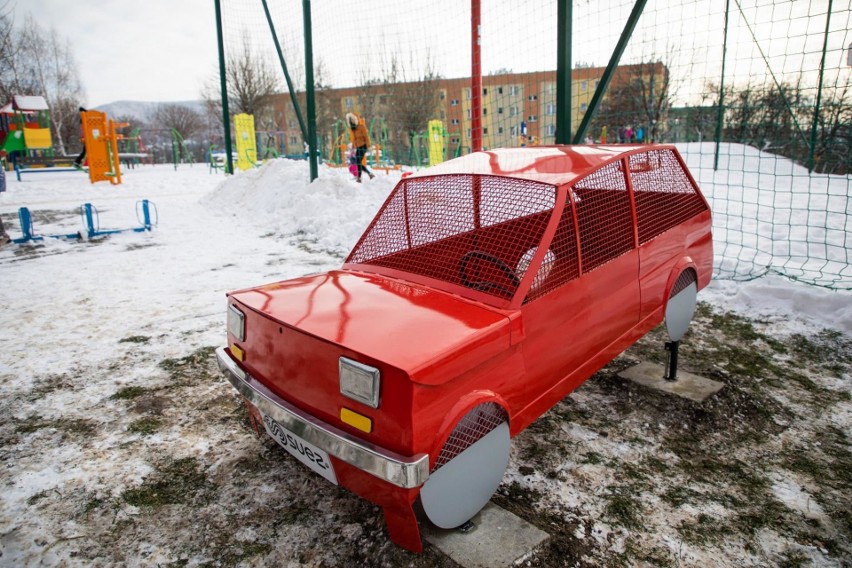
[407,144,656,186]
[11,95,49,111]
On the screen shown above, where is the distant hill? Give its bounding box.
[94,100,206,123]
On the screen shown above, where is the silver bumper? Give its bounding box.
[215,347,429,489]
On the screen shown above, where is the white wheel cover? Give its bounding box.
[665,281,697,342]
[420,421,510,529]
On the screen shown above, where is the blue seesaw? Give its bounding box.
[12,199,158,244]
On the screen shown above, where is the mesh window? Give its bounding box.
[629,150,708,245]
[433,402,507,472]
[347,174,556,300]
[572,161,634,272]
[523,199,580,303]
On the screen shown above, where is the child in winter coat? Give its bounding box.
[346,112,375,183]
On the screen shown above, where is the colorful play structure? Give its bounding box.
[0,95,137,185]
[12,199,157,244]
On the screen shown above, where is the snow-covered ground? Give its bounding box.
[0,147,849,566]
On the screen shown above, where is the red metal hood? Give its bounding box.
[229,270,512,385]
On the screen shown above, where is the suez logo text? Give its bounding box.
[263,415,331,471]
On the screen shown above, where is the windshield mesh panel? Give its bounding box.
[347,174,556,300]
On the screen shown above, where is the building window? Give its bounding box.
[451,99,459,106]
[451,118,460,125]
[545,103,556,115]
[467,129,471,137]
[497,107,503,114]
[528,94,537,101]
[546,125,556,136]
[451,137,459,144]
[466,88,472,99]
[288,120,295,128]
[483,127,488,135]
[509,106,518,116]
[510,85,519,96]
[483,108,487,115]
[440,110,445,119]
[345,98,352,108]
[290,136,297,145]
[547,82,556,94]
[528,115,537,122]
[497,86,503,95]
[510,125,518,136]
[594,79,600,89]
[580,103,588,112]
[498,126,504,134]
[580,81,588,92]
[439,91,445,100]
[467,109,471,119]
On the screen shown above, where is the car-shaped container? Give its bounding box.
[216,144,712,552]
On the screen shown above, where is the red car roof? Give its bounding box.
[407,144,655,186]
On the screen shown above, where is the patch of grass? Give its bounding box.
[603,488,643,530]
[159,346,217,382]
[119,335,151,344]
[128,417,162,435]
[110,386,149,400]
[676,513,733,546]
[27,489,50,506]
[122,457,216,508]
[15,416,96,438]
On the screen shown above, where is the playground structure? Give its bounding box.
[0,96,132,185]
[329,116,400,174]
[234,113,259,171]
[12,199,157,244]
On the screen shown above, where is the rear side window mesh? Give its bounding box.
[347,174,556,300]
[572,161,634,272]
[629,150,708,244]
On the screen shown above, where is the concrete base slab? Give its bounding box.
[422,502,549,568]
[619,362,724,402]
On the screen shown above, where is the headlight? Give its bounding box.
[227,304,245,341]
[339,357,380,408]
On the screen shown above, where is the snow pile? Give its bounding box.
[203,159,399,257]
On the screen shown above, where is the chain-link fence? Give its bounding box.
[215,0,851,290]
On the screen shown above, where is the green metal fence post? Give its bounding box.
[261,0,309,144]
[573,0,648,144]
[713,0,730,171]
[807,0,833,173]
[214,0,233,174]
[556,0,572,144]
[302,0,318,182]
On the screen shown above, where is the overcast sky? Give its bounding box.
[15,1,850,108]
[20,0,218,106]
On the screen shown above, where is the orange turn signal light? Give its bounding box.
[340,407,372,433]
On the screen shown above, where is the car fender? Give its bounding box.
[427,390,510,470]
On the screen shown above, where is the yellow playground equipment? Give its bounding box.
[427,119,445,166]
[234,113,258,171]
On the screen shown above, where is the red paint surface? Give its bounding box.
[224,145,714,552]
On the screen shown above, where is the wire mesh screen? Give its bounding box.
[629,149,709,245]
[572,162,635,272]
[433,402,507,471]
[217,0,851,289]
[346,174,556,300]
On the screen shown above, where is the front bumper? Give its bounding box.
[215,346,429,489]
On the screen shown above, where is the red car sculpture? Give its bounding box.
[216,144,713,552]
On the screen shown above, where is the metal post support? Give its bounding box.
[572,0,648,144]
[261,0,309,145]
[302,0,318,181]
[471,0,482,153]
[83,203,96,238]
[664,340,680,382]
[142,199,151,230]
[713,0,730,171]
[807,0,833,173]
[214,0,233,175]
[555,0,572,144]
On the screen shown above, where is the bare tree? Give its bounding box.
[154,103,204,140]
[382,51,441,164]
[225,32,280,123]
[3,14,85,155]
